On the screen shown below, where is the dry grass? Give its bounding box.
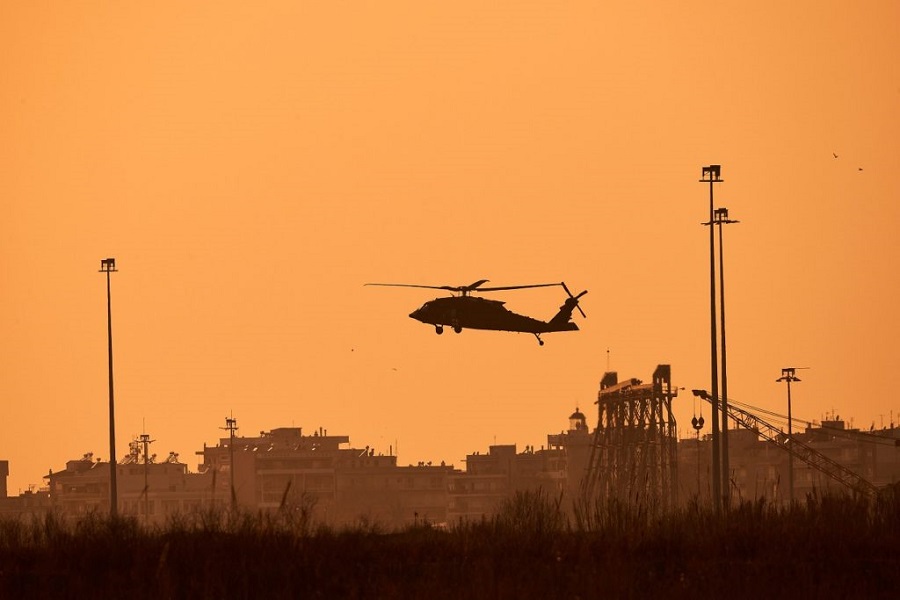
[1,486,898,599]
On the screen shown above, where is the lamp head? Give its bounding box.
[777,367,802,382]
[701,165,722,181]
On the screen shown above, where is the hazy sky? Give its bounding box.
[2,2,899,494]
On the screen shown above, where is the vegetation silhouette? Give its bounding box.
[1,486,899,598]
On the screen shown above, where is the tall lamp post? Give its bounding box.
[222,416,239,508]
[699,165,723,511]
[776,367,802,503]
[99,257,118,517]
[709,207,738,503]
[140,432,154,523]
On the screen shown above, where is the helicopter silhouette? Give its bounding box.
[365,280,587,345]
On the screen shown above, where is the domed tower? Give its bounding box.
[568,407,588,433]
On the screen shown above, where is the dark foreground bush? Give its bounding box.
[1,489,899,599]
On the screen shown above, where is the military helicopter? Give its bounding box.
[365,280,587,345]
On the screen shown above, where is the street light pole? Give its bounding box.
[99,258,118,518]
[222,416,239,508]
[713,207,738,504]
[699,165,723,511]
[776,368,802,504]
[140,432,154,523]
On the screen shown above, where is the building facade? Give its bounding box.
[44,451,215,522]
[5,386,900,525]
[196,426,454,527]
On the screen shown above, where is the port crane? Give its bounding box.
[693,391,879,497]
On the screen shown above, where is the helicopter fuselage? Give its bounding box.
[409,295,577,335]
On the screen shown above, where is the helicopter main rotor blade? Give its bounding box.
[365,283,458,291]
[475,282,565,292]
[463,279,490,291]
[365,281,492,293]
[366,280,581,299]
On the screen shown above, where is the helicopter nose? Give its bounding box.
[409,308,424,322]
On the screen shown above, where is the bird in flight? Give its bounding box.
[832,152,839,158]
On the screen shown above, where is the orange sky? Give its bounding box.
[2,2,899,494]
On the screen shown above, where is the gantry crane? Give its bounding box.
[581,365,678,511]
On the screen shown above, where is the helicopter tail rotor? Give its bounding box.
[547,283,587,330]
[560,282,587,319]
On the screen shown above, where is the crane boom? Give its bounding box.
[698,394,878,497]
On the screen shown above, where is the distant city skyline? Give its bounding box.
[4,377,898,497]
[5,398,897,528]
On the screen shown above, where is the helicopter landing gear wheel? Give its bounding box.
[534,334,544,346]
[453,324,462,334]
[435,325,444,335]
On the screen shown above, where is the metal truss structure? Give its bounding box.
[581,364,678,511]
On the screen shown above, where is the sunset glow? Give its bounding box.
[2,1,899,495]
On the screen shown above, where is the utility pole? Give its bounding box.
[699,165,723,511]
[99,258,118,518]
[776,368,803,504]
